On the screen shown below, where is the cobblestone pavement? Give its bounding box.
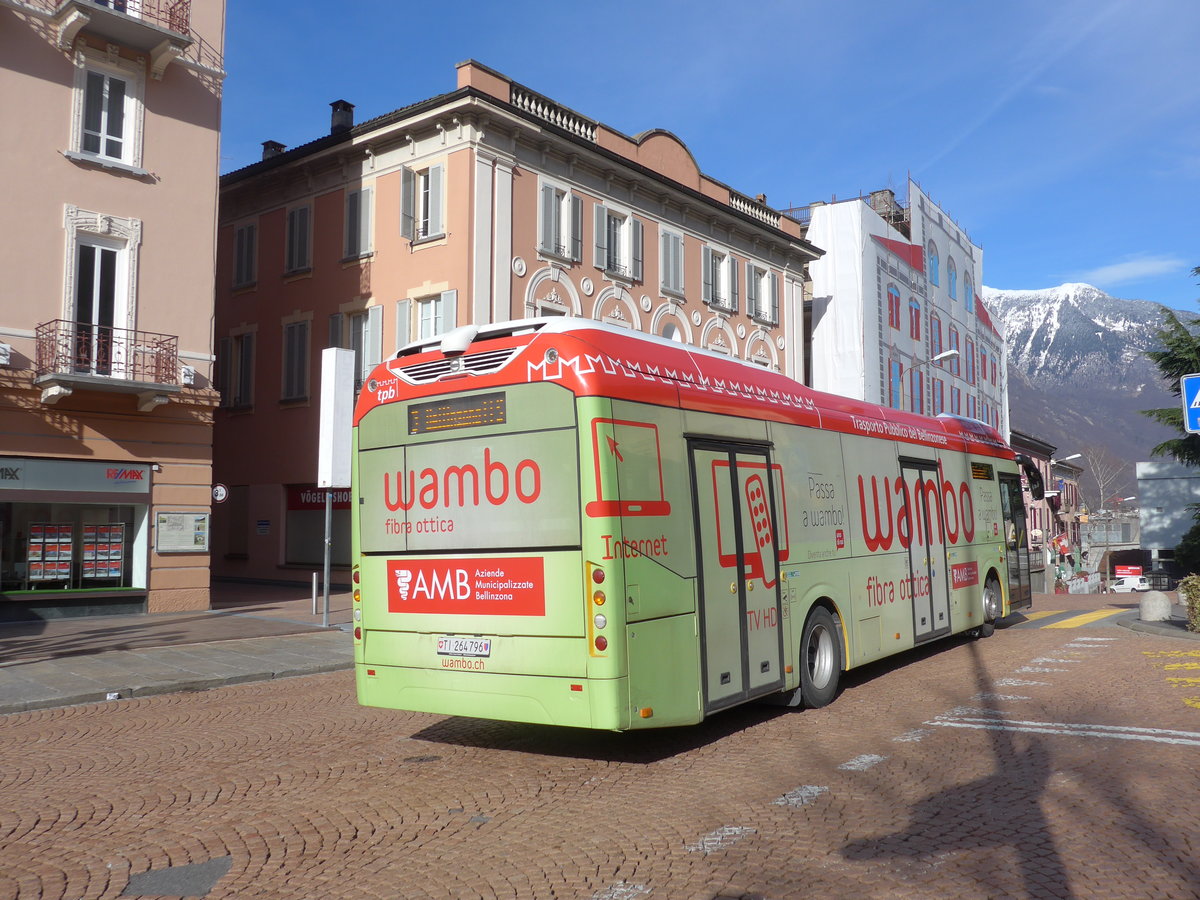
[1,620,1198,899]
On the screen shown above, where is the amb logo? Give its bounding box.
[856,463,975,552]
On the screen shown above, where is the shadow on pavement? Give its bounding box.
[411,702,788,764]
[841,639,1071,896]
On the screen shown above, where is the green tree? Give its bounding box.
[1142,270,1200,464]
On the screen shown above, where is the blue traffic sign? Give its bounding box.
[1182,374,1200,434]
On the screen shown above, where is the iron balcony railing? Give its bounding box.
[36,319,180,386]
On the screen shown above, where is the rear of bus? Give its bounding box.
[352,325,634,729]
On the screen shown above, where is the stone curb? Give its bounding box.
[0,631,354,716]
[1114,609,1200,641]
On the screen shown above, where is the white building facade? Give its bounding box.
[803,179,1008,434]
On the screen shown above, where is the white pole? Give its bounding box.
[312,571,318,615]
[322,490,332,628]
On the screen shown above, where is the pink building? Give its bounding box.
[213,60,822,584]
[0,0,225,617]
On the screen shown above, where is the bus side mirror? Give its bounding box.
[1015,454,1045,501]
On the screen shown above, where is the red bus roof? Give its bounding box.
[356,318,1012,460]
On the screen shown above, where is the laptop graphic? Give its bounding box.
[585,418,672,518]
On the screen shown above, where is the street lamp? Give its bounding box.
[904,349,959,411]
[1051,453,1082,465]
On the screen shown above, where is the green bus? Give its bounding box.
[351,319,1041,730]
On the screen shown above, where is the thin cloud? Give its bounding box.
[1075,255,1186,286]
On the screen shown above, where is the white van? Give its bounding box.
[1109,575,1150,593]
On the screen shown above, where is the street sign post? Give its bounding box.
[1182,374,1200,434]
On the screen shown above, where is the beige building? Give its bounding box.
[0,0,226,617]
[213,60,822,584]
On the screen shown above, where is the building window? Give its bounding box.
[948,327,960,376]
[217,333,254,409]
[967,395,977,419]
[747,264,779,325]
[329,307,381,391]
[964,273,975,313]
[233,223,256,288]
[594,204,643,281]
[344,187,372,259]
[930,313,943,358]
[661,230,685,297]
[992,359,998,385]
[702,246,739,311]
[538,182,582,261]
[980,347,988,387]
[285,205,311,274]
[888,359,903,409]
[887,284,901,329]
[932,378,944,414]
[401,165,444,242]
[966,338,976,384]
[950,386,961,415]
[908,298,921,340]
[927,240,940,286]
[396,291,458,347]
[70,53,144,170]
[281,320,309,401]
[909,368,924,413]
[947,257,958,300]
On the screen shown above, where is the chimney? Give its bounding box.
[330,99,354,135]
[261,140,286,160]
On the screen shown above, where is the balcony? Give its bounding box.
[35,319,182,410]
[11,0,224,77]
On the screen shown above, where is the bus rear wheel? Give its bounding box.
[800,607,842,708]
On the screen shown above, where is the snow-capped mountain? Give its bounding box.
[983,283,1186,504]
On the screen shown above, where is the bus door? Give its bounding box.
[999,473,1033,610]
[900,459,951,643]
[688,440,785,713]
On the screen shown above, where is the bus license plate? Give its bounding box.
[437,636,491,657]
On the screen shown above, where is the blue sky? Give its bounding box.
[219,0,1200,310]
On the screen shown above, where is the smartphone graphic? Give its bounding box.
[585,418,672,518]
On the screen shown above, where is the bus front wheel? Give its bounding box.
[974,576,1002,638]
[800,607,842,708]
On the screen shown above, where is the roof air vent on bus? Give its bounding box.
[440,324,479,356]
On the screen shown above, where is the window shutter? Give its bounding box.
[365,305,383,378]
[702,247,713,304]
[359,188,372,253]
[747,264,759,313]
[427,165,444,236]
[631,219,643,282]
[236,333,254,406]
[345,191,360,256]
[661,232,671,291]
[769,272,779,324]
[539,185,554,252]
[439,290,458,333]
[328,313,343,349]
[216,336,231,406]
[395,299,411,351]
[729,257,739,312]
[571,195,583,261]
[400,168,415,240]
[593,204,607,269]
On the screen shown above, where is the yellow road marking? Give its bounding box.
[1164,662,1200,670]
[1143,650,1200,658]
[1186,698,1200,710]
[1020,609,1066,622]
[1167,678,1200,685]
[1043,608,1125,628]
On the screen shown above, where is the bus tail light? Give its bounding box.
[354,627,362,641]
[595,635,608,652]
